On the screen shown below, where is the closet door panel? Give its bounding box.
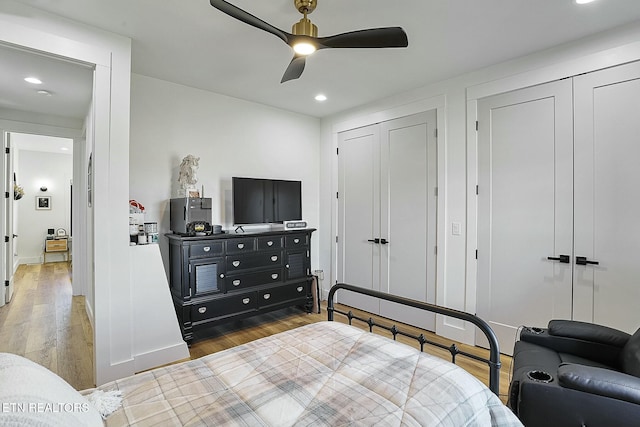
[574,61,640,333]
[337,125,381,314]
[379,111,437,331]
[477,80,573,354]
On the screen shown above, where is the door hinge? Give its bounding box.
[434,128,438,138]
[5,147,9,154]
[434,187,438,197]
[476,185,479,195]
[336,192,339,199]
[475,249,478,259]
[336,147,339,155]
[4,280,8,287]
[4,191,8,199]
[335,236,338,243]
[4,236,8,243]
[434,246,437,255]
[188,264,192,273]
[475,121,479,131]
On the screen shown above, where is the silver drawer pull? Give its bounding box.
[198,307,207,314]
[267,241,273,246]
[232,261,240,267]
[220,273,225,279]
[263,293,271,300]
[203,246,211,252]
[297,286,303,292]
[237,243,244,249]
[271,273,279,280]
[271,256,278,262]
[233,279,241,286]
[242,298,250,305]
[294,238,300,244]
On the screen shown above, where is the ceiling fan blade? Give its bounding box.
[281,55,306,83]
[210,0,291,45]
[318,27,408,49]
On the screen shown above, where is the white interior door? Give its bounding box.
[3,132,14,304]
[337,125,381,314]
[477,79,574,354]
[379,111,437,330]
[573,61,640,334]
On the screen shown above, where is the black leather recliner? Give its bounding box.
[508,320,640,427]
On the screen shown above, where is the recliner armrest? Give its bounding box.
[521,330,622,366]
[549,320,630,347]
[558,363,640,405]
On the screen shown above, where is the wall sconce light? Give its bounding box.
[40,186,48,192]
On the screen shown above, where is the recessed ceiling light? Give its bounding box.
[36,90,52,96]
[315,94,327,102]
[575,0,596,4]
[60,147,69,151]
[24,77,42,84]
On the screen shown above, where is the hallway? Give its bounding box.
[0,262,93,389]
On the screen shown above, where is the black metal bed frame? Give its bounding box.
[327,283,502,396]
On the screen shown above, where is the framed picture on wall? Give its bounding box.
[36,195,51,210]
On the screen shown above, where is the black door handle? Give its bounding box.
[547,255,570,263]
[576,256,599,266]
[380,238,389,245]
[367,238,380,244]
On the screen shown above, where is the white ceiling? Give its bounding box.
[3,0,640,120]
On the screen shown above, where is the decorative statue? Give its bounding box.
[178,154,200,192]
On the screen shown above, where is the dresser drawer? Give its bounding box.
[226,268,283,291]
[45,239,68,252]
[285,234,308,247]
[226,251,283,271]
[192,292,257,322]
[190,241,223,258]
[225,238,256,254]
[257,236,283,250]
[258,282,309,308]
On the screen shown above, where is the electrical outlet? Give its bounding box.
[313,269,324,280]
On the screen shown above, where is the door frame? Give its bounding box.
[330,95,447,335]
[466,40,640,346]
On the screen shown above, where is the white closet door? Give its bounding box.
[379,111,437,330]
[477,80,573,354]
[574,61,640,333]
[337,125,381,314]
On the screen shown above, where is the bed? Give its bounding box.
[0,284,522,426]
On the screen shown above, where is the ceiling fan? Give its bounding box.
[209,0,409,83]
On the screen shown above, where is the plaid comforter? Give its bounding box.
[100,322,522,426]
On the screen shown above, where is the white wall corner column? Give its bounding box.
[130,245,189,372]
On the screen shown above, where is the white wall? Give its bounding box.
[319,21,640,345]
[0,0,133,385]
[15,147,72,263]
[129,74,321,271]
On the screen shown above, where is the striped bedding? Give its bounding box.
[100,322,522,426]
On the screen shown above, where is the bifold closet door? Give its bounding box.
[378,111,437,330]
[573,61,640,334]
[337,111,437,328]
[476,79,574,354]
[337,125,381,314]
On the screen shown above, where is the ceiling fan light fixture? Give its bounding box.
[293,41,316,55]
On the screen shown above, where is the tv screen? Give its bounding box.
[232,177,302,225]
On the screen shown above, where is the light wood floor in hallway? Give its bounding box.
[0,262,512,403]
[0,262,94,390]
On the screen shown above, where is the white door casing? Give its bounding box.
[337,111,437,330]
[477,79,574,353]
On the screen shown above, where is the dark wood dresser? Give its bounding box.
[167,229,315,344]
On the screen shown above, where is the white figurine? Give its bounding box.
[178,154,200,194]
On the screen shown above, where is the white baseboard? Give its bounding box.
[133,342,190,373]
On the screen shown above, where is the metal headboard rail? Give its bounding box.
[327,283,501,396]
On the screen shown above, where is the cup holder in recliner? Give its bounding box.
[527,327,545,334]
[527,370,553,383]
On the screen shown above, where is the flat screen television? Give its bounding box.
[232,177,302,225]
